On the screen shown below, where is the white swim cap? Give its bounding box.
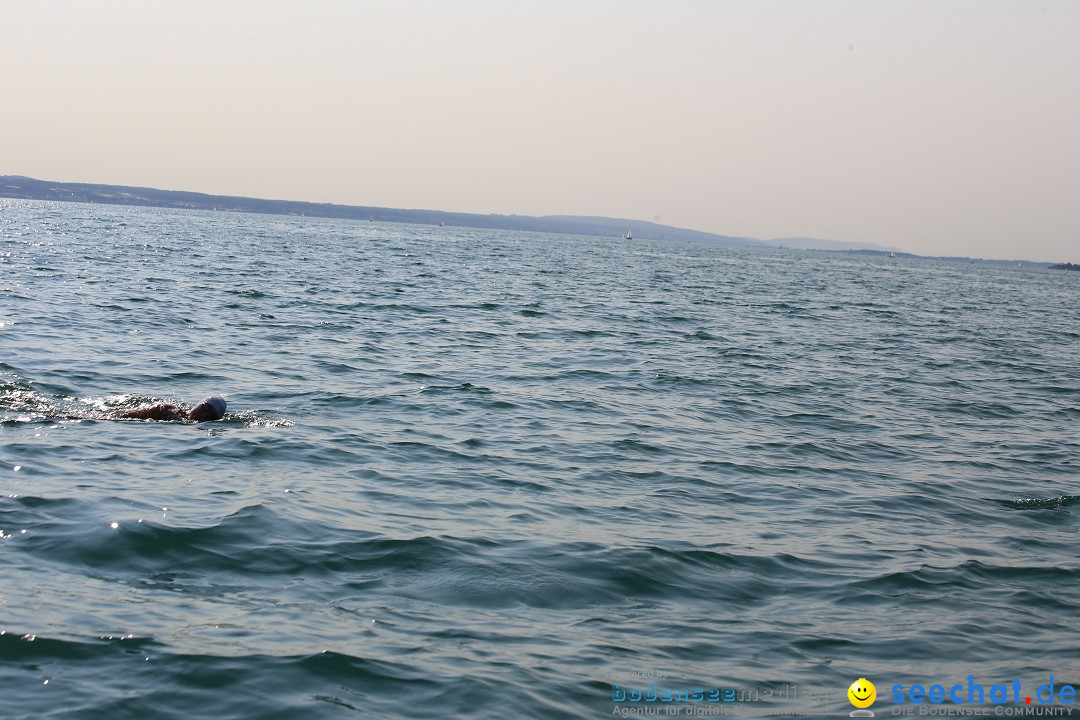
[205,396,227,419]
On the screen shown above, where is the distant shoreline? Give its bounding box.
[0,175,1070,267]
[0,175,758,248]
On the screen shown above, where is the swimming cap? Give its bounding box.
[205,396,227,419]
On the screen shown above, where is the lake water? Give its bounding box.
[2,200,1079,719]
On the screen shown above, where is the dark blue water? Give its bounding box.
[2,200,1079,719]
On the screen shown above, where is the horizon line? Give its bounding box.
[1,174,1070,266]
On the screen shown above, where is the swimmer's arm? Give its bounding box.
[114,404,189,421]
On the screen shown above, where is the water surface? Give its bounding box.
[2,201,1079,718]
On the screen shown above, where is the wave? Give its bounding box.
[994,495,1080,510]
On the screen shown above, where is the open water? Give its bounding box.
[2,200,1079,719]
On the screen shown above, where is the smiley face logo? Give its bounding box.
[848,678,876,709]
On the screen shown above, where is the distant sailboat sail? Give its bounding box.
[625,228,632,240]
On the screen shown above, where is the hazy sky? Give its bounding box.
[3,1,1077,260]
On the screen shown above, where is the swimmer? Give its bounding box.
[113,395,227,423]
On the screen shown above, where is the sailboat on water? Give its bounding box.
[625,228,632,240]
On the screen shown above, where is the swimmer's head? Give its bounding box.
[189,395,227,422]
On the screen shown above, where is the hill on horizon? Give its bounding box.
[0,175,764,248]
[4,175,1069,266]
